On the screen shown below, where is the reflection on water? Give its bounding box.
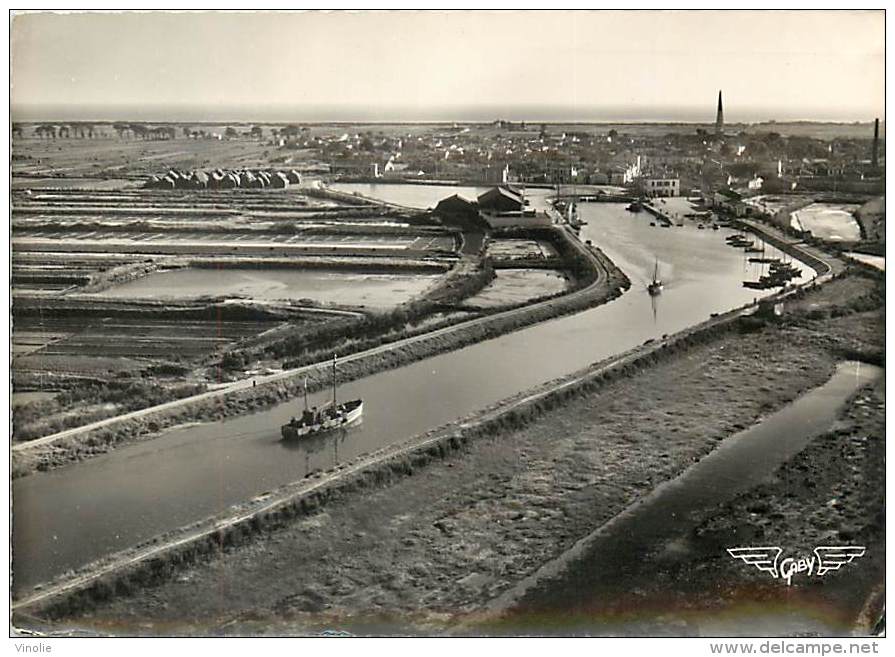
[279,422,361,474]
[12,203,817,594]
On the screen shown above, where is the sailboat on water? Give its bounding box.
[280,355,364,441]
[647,260,664,296]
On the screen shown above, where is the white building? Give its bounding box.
[642,177,680,197]
[624,155,642,184]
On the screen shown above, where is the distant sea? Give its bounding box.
[10,103,881,125]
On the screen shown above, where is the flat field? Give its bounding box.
[13,135,299,180]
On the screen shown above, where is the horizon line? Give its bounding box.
[11,102,882,126]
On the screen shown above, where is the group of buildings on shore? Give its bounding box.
[322,91,883,207]
[435,185,549,230]
[144,168,302,190]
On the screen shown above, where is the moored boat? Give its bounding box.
[728,238,754,248]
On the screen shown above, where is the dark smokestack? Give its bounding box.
[872,118,879,168]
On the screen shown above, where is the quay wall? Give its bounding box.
[642,203,674,226]
[734,219,834,278]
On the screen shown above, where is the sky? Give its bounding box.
[10,10,886,123]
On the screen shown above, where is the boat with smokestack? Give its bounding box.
[280,355,363,441]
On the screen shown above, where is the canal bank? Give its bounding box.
[13,296,749,618]
[477,360,883,637]
[11,202,832,606]
[13,239,860,621]
[22,273,883,635]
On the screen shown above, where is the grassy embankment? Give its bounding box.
[16,272,882,633]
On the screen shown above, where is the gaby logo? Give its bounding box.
[727,546,866,585]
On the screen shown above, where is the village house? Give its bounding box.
[710,188,748,216]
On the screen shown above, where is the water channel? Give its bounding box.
[497,361,882,635]
[12,199,815,595]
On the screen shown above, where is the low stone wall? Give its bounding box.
[733,219,832,278]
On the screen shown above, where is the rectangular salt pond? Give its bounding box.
[95,268,443,309]
[464,269,570,309]
[790,203,861,242]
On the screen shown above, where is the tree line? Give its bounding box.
[14,122,312,142]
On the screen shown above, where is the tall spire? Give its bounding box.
[872,118,879,168]
[715,90,724,134]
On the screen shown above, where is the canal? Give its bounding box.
[12,200,814,595]
[489,361,882,636]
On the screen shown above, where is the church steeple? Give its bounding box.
[715,90,724,134]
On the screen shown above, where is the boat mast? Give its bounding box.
[332,354,337,407]
[303,377,309,412]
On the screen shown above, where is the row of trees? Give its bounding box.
[112,123,177,140]
[30,123,97,139]
[15,122,312,142]
[25,122,177,140]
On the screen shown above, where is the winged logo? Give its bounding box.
[814,546,866,576]
[727,545,866,584]
[727,546,783,578]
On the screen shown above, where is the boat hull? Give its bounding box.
[281,400,364,441]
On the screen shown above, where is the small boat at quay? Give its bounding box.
[728,239,754,248]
